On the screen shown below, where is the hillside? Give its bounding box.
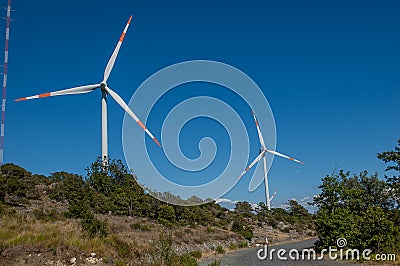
[0,158,315,265]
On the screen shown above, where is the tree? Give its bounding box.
[378,139,400,208]
[313,170,346,212]
[49,171,86,202]
[234,201,253,216]
[313,170,393,211]
[0,164,32,204]
[231,218,253,240]
[157,204,176,226]
[314,169,400,253]
[288,199,309,218]
[84,157,152,216]
[378,139,400,172]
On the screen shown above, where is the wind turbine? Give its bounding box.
[238,110,303,210]
[15,16,161,164]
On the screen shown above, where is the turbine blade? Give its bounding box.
[15,84,99,101]
[252,110,266,149]
[238,150,266,179]
[105,86,161,147]
[270,191,277,202]
[266,149,304,164]
[103,16,133,83]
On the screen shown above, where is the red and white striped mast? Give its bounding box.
[0,0,11,165]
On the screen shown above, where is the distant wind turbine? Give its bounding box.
[238,110,304,210]
[269,191,277,202]
[15,16,161,164]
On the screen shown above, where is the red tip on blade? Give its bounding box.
[39,92,51,98]
[15,97,26,102]
[153,137,161,147]
[300,161,304,165]
[119,32,126,42]
[128,15,133,24]
[252,109,255,115]
[137,120,146,130]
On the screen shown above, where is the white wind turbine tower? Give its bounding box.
[15,16,161,164]
[238,110,304,210]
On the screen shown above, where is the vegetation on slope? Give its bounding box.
[0,157,314,265]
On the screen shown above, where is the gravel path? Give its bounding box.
[200,239,359,266]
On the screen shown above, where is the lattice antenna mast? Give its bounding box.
[0,0,11,166]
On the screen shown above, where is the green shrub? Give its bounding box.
[105,235,134,260]
[238,241,248,248]
[208,260,221,266]
[178,254,198,266]
[174,231,183,238]
[81,212,108,238]
[33,208,62,222]
[115,260,126,266]
[215,245,225,254]
[189,250,202,259]
[232,220,253,240]
[228,242,237,249]
[157,205,176,226]
[130,222,150,231]
[281,227,290,233]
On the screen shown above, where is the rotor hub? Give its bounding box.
[100,82,107,91]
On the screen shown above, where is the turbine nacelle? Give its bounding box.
[100,83,108,92]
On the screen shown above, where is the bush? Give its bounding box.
[281,227,290,233]
[32,208,63,222]
[148,230,176,265]
[208,260,221,266]
[215,245,225,254]
[130,222,151,231]
[105,235,134,260]
[231,220,253,240]
[238,241,248,248]
[174,231,183,238]
[81,212,108,238]
[115,260,126,266]
[157,205,176,226]
[228,242,237,249]
[146,230,200,265]
[178,254,198,266]
[189,250,202,259]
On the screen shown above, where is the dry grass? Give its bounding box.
[0,211,239,265]
[0,212,157,265]
[0,208,299,265]
[0,211,246,265]
[0,214,120,259]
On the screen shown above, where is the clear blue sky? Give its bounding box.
[3,0,400,209]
